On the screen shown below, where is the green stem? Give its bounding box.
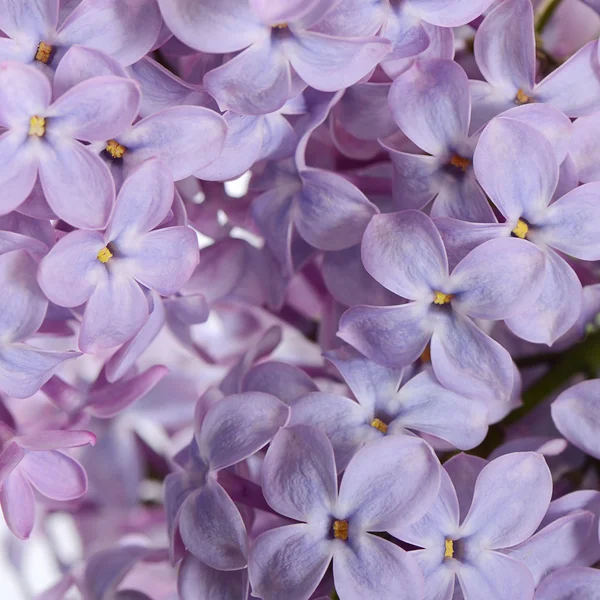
[535,0,564,35]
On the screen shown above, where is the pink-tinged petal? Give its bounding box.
[534,567,600,600]
[0,345,79,399]
[0,249,47,341]
[157,0,265,53]
[394,370,488,450]
[0,131,38,215]
[0,442,24,487]
[0,0,58,40]
[389,59,470,156]
[505,511,595,586]
[535,40,600,117]
[242,361,318,405]
[391,468,459,549]
[198,392,289,472]
[16,430,95,450]
[430,175,496,223]
[0,62,51,127]
[312,0,386,37]
[552,379,600,459]
[339,302,433,369]
[178,480,248,570]
[362,210,448,300]
[20,450,87,500]
[289,392,373,472]
[468,79,514,134]
[38,140,114,229]
[57,0,162,66]
[284,32,391,92]
[203,36,292,115]
[505,249,582,345]
[449,238,545,320]
[178,554,248,600]
[570,114,600,183]
[443,453,487,523]
[431,312,513,403]
[0,468,35,539]
[78,271,148,353]
[53,45,128,98]
[38,229,106,307]
[473,0,535,95]
[534,183,600,260]
[123,227,199,296]
[249,523,333,600]
[0,230,47,257]
[410,0,494,27]
[473,117,558,221]
[295,168,377,251]
[48,75,140,141]
[334,533,424,600]
[456,550,534,600]
[459,452,552,549]
[262,425,337,521]
[339,435,440,531]
[86,365,168,418]
[121,107,227,180]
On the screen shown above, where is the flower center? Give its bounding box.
[97,246,113,263]
[448,154,471,171]
[370,418,388,434]
[420,344,431,363]
[35,41,53,64]
[445,539,454,558]
[28,116,46,137]
[332,520,349,541]
[272,23,288,29]
[105,139,127,159]
[515,89,532,105]
[512,219,529,239]
[433,291,453,305]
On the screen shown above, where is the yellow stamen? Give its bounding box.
[272,23,288,29]
[370,418,388,434]
[106,139,127,159]
[512,219,529,239]
[420,344,431,363]
[449,154,471,171]
[433,291,453,305]
[35,41,52,64]
[445,539,454,558]
[515,89,532,105]
[28,116,46,137]
[97,246,113,263]
[333,520,349,541]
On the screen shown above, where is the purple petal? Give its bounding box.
[0,62,51,127]
[473,0,535,95]
[459,452,552,549]
[534,567,600,600]
[249,523,333,600]
[0,442,24,487]
[0,131,38,215]
[468,79,514,134]
[338,302,432,369]
[16,430,95,451]
[411,0,494,27]
[333,533,424,600]
[443,453,487,523]
[295,168,377,251]
[1,468,35,539]
[285,32,391,92]
[0,0,58,40]
[430,175,496,224]
[198,392,289,472]
[179,480,248,570]
[361,210,448,300]
[570,114,600,183]
[339,435,440,531]
[389,59,470,156]
[178,554,248,600]
[381,3,430,59]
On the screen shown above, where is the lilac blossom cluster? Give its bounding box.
[3,0,600,599]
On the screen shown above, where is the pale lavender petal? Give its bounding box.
[16,430,95,450]
[0,62,51,127]
[0,0,58,40]
[0,131,38,215]
[534,567,600,600]
[468,79,514,134]
[0,442,24,487]
[430,175,496,223]
[262,425,337,521]
[381,3,430,59]
[198,392,289,471]
[410,0,495,27]
[459,452,552,549]
[1,468,35,539]
[570,114,600,183]
[443,453,487,523]
[178,554,248,600]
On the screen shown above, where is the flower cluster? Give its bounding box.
[2,0,600,599]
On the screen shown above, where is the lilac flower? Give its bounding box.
[289,345,488,470]
[535,567,600,599]
[469,0,600,133]
[0,0,162,68]
[0,425,95,539]
[249,425,440,600]
[0,61,140,229]
[166,391,289,570]
[472,116,600,343]
[158,0,392,115]
[38,159,199,353]
[392,452,552,600]
[384,58,495,222]
[339,210,546,403]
